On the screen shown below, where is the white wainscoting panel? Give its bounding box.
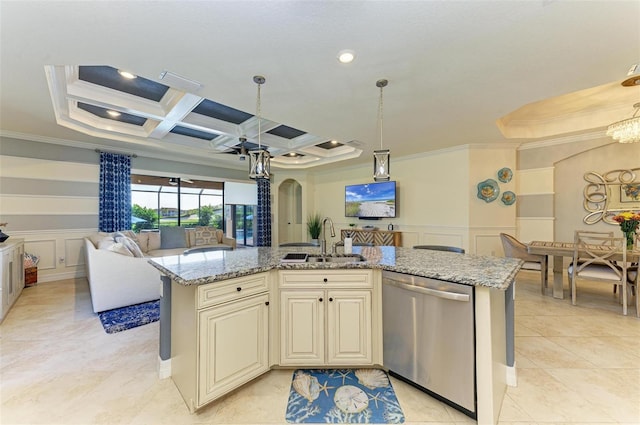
[65,237,86,267]
[399,231,419,248]
[516,217,555,243]
[474,234,503,257]
[14,229,93,283]
[420,232,465,250]
[25,239,57,270]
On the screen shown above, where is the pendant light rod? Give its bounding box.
[254,75,265,149]
[377,79,388,150]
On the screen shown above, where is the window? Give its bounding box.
[131,175,224,231]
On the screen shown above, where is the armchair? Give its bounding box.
[500,233,548,293]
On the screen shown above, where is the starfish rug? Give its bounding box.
[97,300,160,334]
[285,369,405,423]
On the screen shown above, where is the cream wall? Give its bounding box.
[277,145,518,255]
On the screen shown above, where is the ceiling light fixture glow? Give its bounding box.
[106,110,121,117]
[118,70,137,79]
[337,50,356,64]
[606,102,640,143]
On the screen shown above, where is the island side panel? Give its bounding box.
[371,269,383,365]
[170,281,198,413]
[474,285,507,425]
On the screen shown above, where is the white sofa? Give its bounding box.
[84,227,236,313]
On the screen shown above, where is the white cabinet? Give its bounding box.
[279,271,373,366]
[171,272,270,413]
[198,292,269,406]
[0,239,25,323]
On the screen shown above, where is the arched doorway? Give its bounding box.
[278,179,303,244]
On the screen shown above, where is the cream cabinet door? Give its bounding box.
[280,290,325,365]
[198,293,269,407]
[326,290,372,365]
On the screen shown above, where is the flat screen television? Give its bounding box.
[345,181,396,218]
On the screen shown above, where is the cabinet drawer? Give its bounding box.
[198,273,269,309]
[280,270,372,288]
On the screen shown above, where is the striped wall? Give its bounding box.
[0,136,249,282]
[517,133,639,246]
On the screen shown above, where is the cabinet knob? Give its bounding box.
[319,297,323,302]
[323,278,328,283]
[236,287,242,292]
[329,297,333,302]
[265,301,270,306]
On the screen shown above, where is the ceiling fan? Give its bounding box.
[212,136,253,161]
[168,177,193,185]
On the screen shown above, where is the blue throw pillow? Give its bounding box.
[160,226,187,249]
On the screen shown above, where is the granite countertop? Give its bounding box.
[149,246,523,290]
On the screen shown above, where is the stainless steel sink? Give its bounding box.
[306,254,366,263]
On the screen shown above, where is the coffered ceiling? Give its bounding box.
[1,1,638,173]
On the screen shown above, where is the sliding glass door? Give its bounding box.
[228,204,255,247]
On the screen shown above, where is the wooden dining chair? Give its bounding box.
[499,233,547,293]
[569,230,616,293]
[567,231,631,315]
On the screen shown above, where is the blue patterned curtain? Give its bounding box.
[256,178,271,246]
[99,152,132,232]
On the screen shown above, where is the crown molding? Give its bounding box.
[516,130,607,151]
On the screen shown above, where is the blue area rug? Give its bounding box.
[98,300,160,334]
[286,369,405,423]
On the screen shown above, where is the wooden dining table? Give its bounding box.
[527,240,640,299]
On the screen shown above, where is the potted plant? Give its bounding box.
[307,213,322,246]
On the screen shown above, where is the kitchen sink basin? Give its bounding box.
[306,254,367,263]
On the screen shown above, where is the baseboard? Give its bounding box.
[35,270,85,283]
[506,362,517,387]
[158,355,171,379]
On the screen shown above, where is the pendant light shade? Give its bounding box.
[249,75,271,179]
[373,79,390,182]
[373,149,390,181]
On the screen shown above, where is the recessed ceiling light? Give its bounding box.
[330,140,339,144]
[337,49,356,64]
[107,110,121,117]
[118,70,137,79]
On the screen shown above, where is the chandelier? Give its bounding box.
[607,102,640,144]
[373,78,390,182]
[249,75,271,179]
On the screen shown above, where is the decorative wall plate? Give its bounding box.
[501,191,516,205]
[477,179,500,203]
[497,167,513,183]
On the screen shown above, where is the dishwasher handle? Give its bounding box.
[384,278,470,302]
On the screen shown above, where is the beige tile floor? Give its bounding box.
[1,271,639,425]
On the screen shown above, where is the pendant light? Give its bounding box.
[373,78,390,181]
[249,75,271,179]
[606,102,640,144]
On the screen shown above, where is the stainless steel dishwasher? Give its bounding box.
[382,270,476,418]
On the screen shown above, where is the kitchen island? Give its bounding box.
[149,246,522,425]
